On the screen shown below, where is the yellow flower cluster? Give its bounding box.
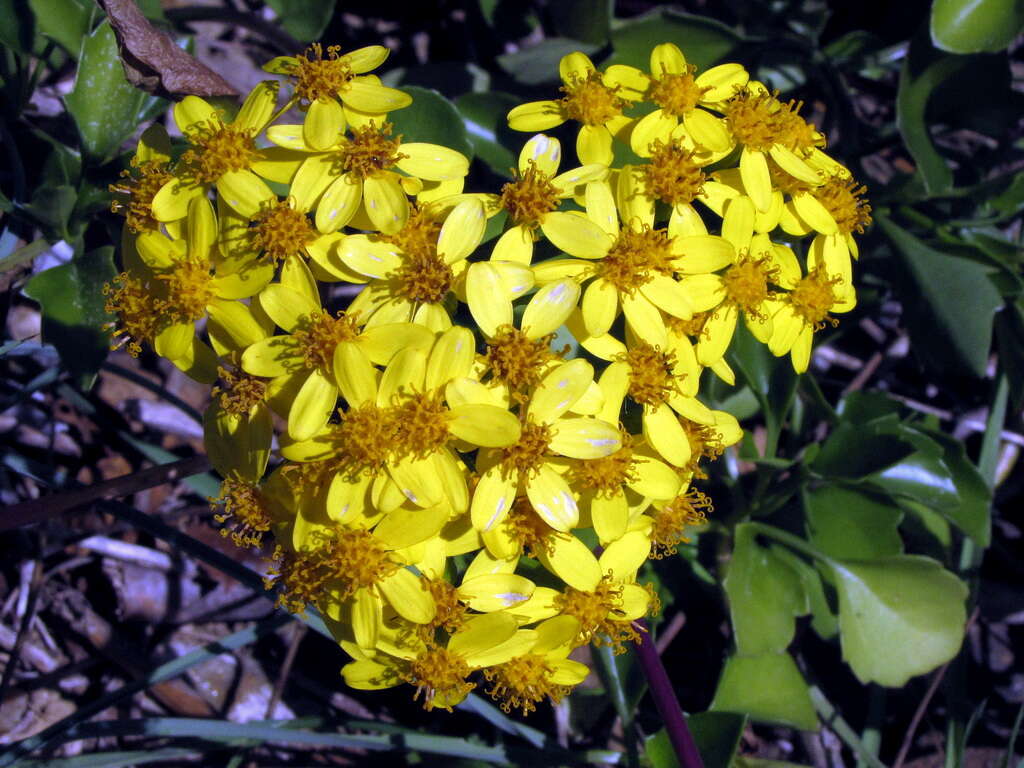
[107,42,868,714]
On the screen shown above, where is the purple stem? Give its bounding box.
[633,619,705,768]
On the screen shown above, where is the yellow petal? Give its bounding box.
[449,404,521,447]
[576,124,613,165]
[630,109,676,157]
[471,465,517,533]
[526,464,579,532]
[518,133,562,177]
[374,503,449,549]
[722,195,755,252]
[584,180,620,237]
[739,147,772,213]
[529,358,594,424]
[343,78,412,113]
[560,51,596,82]
[288,368,337,441]
[582,278,619,337]
[155,321,193,360]
[599,530,652,581]
[378,568,435,624]
[521,278,580,339]
[491,224,534,264]
[650,42,686,75]
[792,192,839,235]
[438,198,486,263]
[621,291,668,348]
[396,143,470,181]
[673,234,735,274]
[695,63,749,102]
[769,144,821,185]
[592,491,629,544]
[507,101,565,132]
[466,263,512,337]
[425,326,475,390]
[639,274,693,319]
[449,613,517,661]
[541,211,612,259]
[152,177,203,222]
[291,153,336,213]
[218,170,276,218]
[358,322,434,364]
[682,273,726,313]
[685,108,731,153]
[233,80,279,134]
[206,298,266,350]
[315,173,362,233]
[259,284,318,332]
[643,403,692,468]
[242,336,300,377]
[458,574,535,612]
[351,588,382,651]
[333,340,377,406]
[627,454,681,499]
[537,533,601,591]
[174,96,217,138]
[304,98,345,151]
[363,174,409,234]
[548,417,620,459]
[697,305,737,365]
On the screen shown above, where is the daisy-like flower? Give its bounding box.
[645,483,714,559]
[507,52,634,165]
[267,119,469,235]
[341,612,538,711]
[204,365,273,483]
[606,42,748,155]
[264,43,411,151]
[482,134,609,265]
[769,265,856,373]
[471,358,621,539]
[483,614,589,714]
[151,83,283,222]
[109,123,177,235]
[340,199,488,331]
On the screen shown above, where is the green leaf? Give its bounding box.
[711,652,818,731]
[0,0,36,53]
[916,428,992,546]
[831,556,968,687]
[456,91,520,178]
[864,448,960,511]
[388,86,474,162]
[646,713,747,768]
[547,0,612,45]
[608,8,744,72]
[811,422,917,478]
[931,0,1024,53]
[773,549,838,640]
[29,0,97,56]
[728,322,797,456]
[724,524,807,656]
[497,37,601,86]
[23,247,116,389]
[265,0,336,43]
[64,20,166,164]
[878,215,1001,377]
[803,485,904,560]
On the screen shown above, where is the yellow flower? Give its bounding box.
[645,484,714,558]
[109,123,176,234]
[507,52,634,165]
[267,119,469,234]
[769,266,856,373]
[204,366,273,483]
[264,43,411,151]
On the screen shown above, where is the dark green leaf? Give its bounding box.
[0,0,35,53]
[832,556,967,687]
[931,0,1024,53]
[803,485,903,559]
[773,549,838,640]
[388,86,474,162]
[29,0,97,56]
[837,391,903,424]
[456,91,521,178]
[729,322,797,456]
[711,652,818,731]
[498,37,601,86]
[608,8,744,72]
[547,0,612,45]
[811,422,917,478]
[865,450,959,511]
[23,247,116,389]
[878,215,1001,377]
[21,186,77,242]
[64,20,166,164]
[916,428,992,546]
[646,713,747,768]
[724,524,808,655]
[265,0,336,43]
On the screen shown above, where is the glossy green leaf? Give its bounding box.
[548,0,612,44]
[608,8,744,72]
[265,0,336,43]
[831,556,968,687]
[711,652,818,731]
[21,186,77,242]
[64,21,166,164]
[878,215,1001,378]
[931,0,1024,53]
[388,86,474,162]
[804,485,904,560]
[647,713,747,768]
[23,247,116,389]
[497,37,601,86]
[29,0,97,56]
[773,549,838,640]
[811,421,918,478]
[0,0,36,53]
[724,524,808,656]
[456,91,520,178]
[915,428,991,546]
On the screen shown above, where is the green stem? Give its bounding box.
[744,522,832,564]
[810,686,888,768]
[856,686,885,768]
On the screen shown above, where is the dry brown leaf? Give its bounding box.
[98,0,237,99]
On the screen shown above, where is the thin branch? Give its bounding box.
[0,557,44,706]
[265,622,307,719]
[164,6,303,56]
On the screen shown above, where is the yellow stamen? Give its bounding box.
[724,89,824,155]
[501,420,552,476]
[502,497,557,556]
[339,122,405,179]
[211,477,273,549]
[291,43,354,103]
[553,575,641,653]
[109,159,174,233]
[251,201,316,263]
[292,311,360,372]
[103,271,165,357]
[621,342,677,407]
[789,268,841,329]
[485,326,557,392]
[598,226,675,294]
[681,419,724,478]
[721,256,776,319]
[422,578,468,636]
[391,392,451,459]
[158,259,215,323]
[212,366,267,416]
[403,645,474,712]
[571,432,638,496]
[812,175,872,235]
[499,161,561,230]
[560,70,626,126]
[337,403,396,475]
[181,121,260,184]
[484,654,571,715]
[642,140,706,206]
[650,488,712,558]
[647,66,708,117]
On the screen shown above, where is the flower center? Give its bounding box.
[642,140,706,205]
[666,311,709,338]
[292,43,355,103]
[393,251,453,303]
[251,201,316,263]
[501,420,552,476]
[811,175,872,235]
[212,478,273,549]
[572,433,638,496]
[789,269,841,328]
[403,645,474,712]
[183,122,260,184]
[485,326,557,391]
[650,488,712,559]
[501,497,556,556]
[213,366,267,416]
[553,575,641,653]
[160,259,215,322]
[560,70,626,126]
[599,227,675,294]
[648,69,707,117]
[484,654,569,715]
[109,160,174,233]
[499,162,561,229]
[391,392,452,460]
[422,578,468,635]
[622,342,677,406]
[721,257,775,317]
[292,311,360,371]
[724,90,823,155]
[340,122,405,179]
[681,419,724,477]
[103,272,165,357]
[338,403,396,474]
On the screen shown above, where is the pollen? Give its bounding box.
[649,488,712,558]
[212,366,267,416]
[681,419,724,478]
[721,256,776,318]
[340,122,405,179]
[724,90,781,152]
[292,310,360,371]
[572,432,638,495]
[666,311,709,338]
[403,645,475,712]
[502,497,557,556]
[499,161,561,229]
[484,654,571,715]
[811,175,872,235]
[642,140,706,206]
[291,43,355,103]
[211,477,273,549]
[598,226,675,294]
[338,402,396,474]
[422,578,468,635]
[485,326,557,392]
[393,251,453,303]
[560,70,626,126]
[181,122,260,184]
[789,268,841,329]
[501,420,552,476]
[622,342,677,406]
[647,66,708,117]
[109,159,174,233]
[251,201,316,263]
[553,575,640,653]
[103,272,165,357]
[391,392,451,459]
[159,259,215,323]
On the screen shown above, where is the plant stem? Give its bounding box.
[632,619,705,768]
